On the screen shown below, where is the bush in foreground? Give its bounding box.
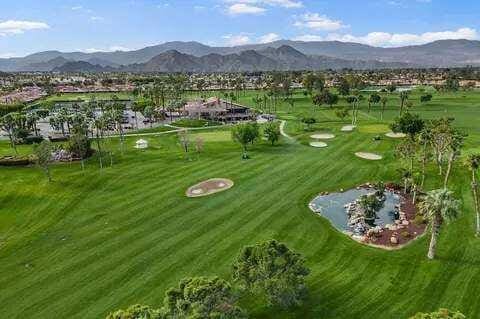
[106,304,160,319]
[410,308,465,319]
[232,239,310,308]
[161,277,246,319]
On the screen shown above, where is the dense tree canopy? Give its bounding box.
[161,277,246,319]
[390,112,425,139]
[232,122,260,158]
[410,308,465,319]
[106,304,160,319]
[264,122,280,146]
[232,239,310,308]
[313,90,339,108]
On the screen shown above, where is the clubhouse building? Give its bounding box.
[184,97,254,123]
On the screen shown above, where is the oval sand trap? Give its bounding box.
[309,141,328,148]
[355,152,383,160]
[310,133,335,140]
[386,132,406,138]
[186,178,234,198]
[341,125,356,132]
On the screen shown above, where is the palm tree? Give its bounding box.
[380,96,388,120]
[443,130,465,189]
[465,154,480,237]
[399,91,409,116]
[93,117,108,169]
[418,128,432,188]
[419,189,460,259]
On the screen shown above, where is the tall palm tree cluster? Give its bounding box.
[0,95,137,169]
[391,112,479,259]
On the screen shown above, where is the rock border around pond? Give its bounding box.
[186,178,234,198]
[309,183,426,250]
[355,152,383,160]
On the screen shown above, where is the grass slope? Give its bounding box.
[1,89,480,318]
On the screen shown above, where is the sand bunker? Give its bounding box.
[309,141,328,148]
[310,133,335,140]
[386,132,406,138]
[355,152,383,160]
[341,125,356,132]
[186,178,234,198]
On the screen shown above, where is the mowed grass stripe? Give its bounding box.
[12,153,292,318]
[47,154,304,318]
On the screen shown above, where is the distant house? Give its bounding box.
[184,97,254,123]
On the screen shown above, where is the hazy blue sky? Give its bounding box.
[1,0,479,57]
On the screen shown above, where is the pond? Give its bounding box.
[309,188,401,234]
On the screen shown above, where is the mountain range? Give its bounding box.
[1,39,480,73]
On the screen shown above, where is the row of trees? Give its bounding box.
[107,240,310,319]
[231,122,280,159]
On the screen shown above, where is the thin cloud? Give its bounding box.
[293,34,324,41]
[325,27,477,47]
[294,13,347,31]
[0,20,49,36]
[227,3,266,15]
[222,34,252,46]
[90,16,105,22]
[224,0,302,8]
[224,0,302,15]
[258,33,281,43]
[81,45,131,53]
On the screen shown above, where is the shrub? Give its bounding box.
[301,117,316,131]
[106,304,160,319]
[401,231,411,238]
[413,214,426,226]
[0,156,32,166]
[24,135,44,144]
[410,308,465,319]
[13,128,30,141]
[49,135,69,142]
[67,134,93,159]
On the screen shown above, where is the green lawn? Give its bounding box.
[1,89,480,318]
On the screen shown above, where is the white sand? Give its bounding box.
[355,152,383,160]
[310,133,335,139]
[386,132,406,138]
[309,141,328,148]
[341,125,356,132]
